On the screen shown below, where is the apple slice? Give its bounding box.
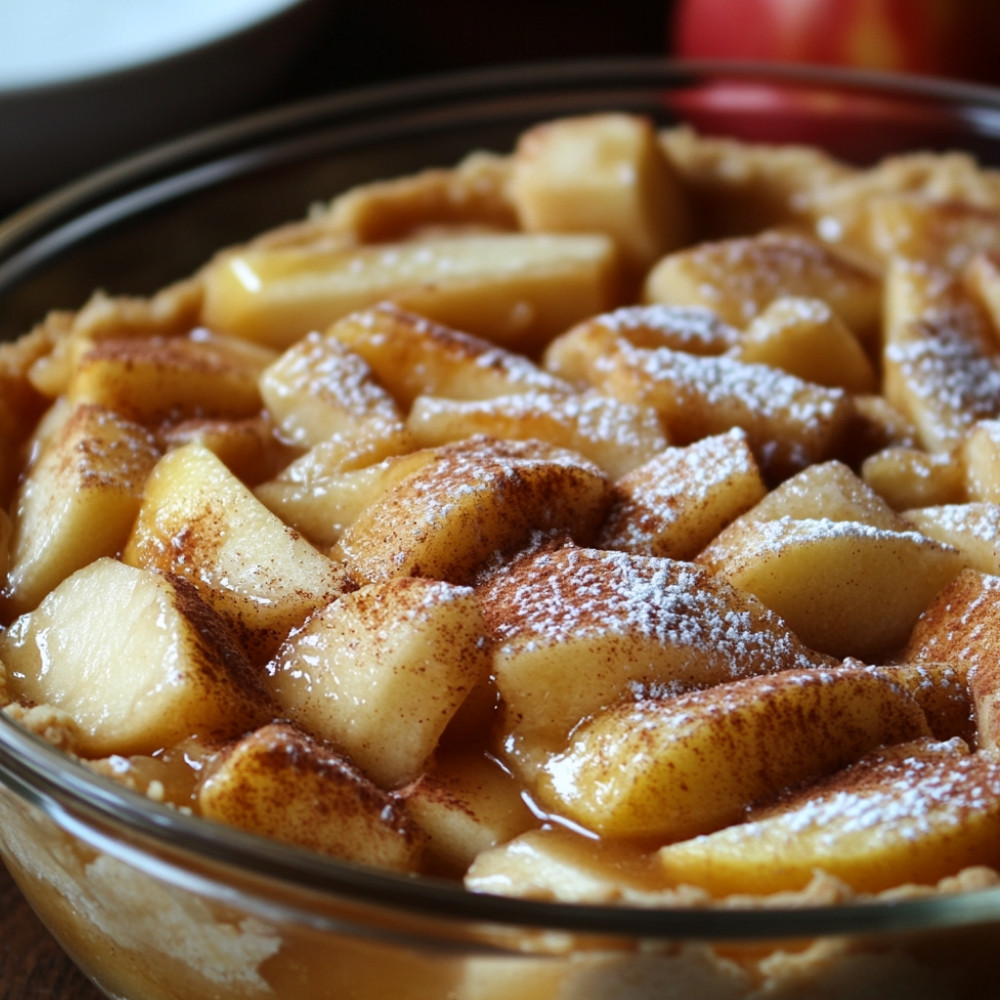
[266,577,492,788]
[698,515,964,660]
[258,329,407,450]
[657,739,1000,896]
[536,665,930,841]
[406,391,667,481]
[198,722,424,871]
[334,437,611,587]
[68,329,277,425]
[123,441,347,659]
[326,303,572,409]
[480,546,836,772]
[510,112,691,272]
[399,751,537,876]
[201,231,621,353]
[643,230,881,343]
[902,569,1000,757]
[598,428,766,559]
[5,403,161,616]
[0,558,269,757]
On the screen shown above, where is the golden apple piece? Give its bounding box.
[161,414,294,488]
[200,231,622,353]
[541,304,739,388]
[68,330,277,425]
[697,516,963,660]
[964,251,1000,331]
[0,558,269,757]
[5,403,161,616]
[406,390,667,480]
[707,459,912,534]
[399,751,537,876]
[327,303,572,409]
[122,441,347,659]
[659,124,855,240]
[254,447,431,548]
[25,279,204,400]
[510,112,690,272]
[570,303,741,354]
[901,569,1000,757]
[333,437,611,587]
[730,296,877,394]
[480,546,836,770]
[657,738,1000,896]
[536,665,930,841]
[325,151,518,243]
[861,660,975,747]
[904,502,1000,575]
[643,230,881,344]
[867,194,1000,271]
[883,260,1000,451]
[266,577,492,789]
[465,827,657,904]
[588,340,852,480]
[258,329,407,449]
[598,427,766,559]
[961,419,1000,502]
[861,445,966,511]
[198,722,424,872]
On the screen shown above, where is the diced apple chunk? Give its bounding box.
[123,441,347,659]
[68,330,277,425]
[543,306,740,384]
[537,666,930,841]
[510,112,690,272]
[0,558,268,756]
[406,391,667,480]
[868,195,1000,271]
[697,516,963,660]
[326,303,571,409]
[598,428,766,559]
[962,419,1000,501]
[710,458,910,531]
[334,437,611,587]
[559,336,852,480]
[643,231,881,344]
[5,403,161,616]
[730,296,877,393]
[198,722,424,871]
[479,546,835,772]
[901,569,1000,757]
[254,447,432,548]
[200,232,622,353]
[267,577,491,788]
[399,751,537,876]
[904,502,1000,575]
[883,261,1000,450]
[861,445,966,511]
[657,739,1000,895]
[259,329,407,449]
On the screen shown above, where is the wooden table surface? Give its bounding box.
[0,862,104,999]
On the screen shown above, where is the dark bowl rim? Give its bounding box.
[4,55,1000,944]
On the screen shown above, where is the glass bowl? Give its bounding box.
[4,58,1000,1000]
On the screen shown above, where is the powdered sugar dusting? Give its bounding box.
[482,546,828,680]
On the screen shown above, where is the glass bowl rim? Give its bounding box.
[4,55,1000,944]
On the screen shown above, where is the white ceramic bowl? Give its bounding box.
[0,0,326,208]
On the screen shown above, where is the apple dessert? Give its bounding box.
[4,109,1000,920]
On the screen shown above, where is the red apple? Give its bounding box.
[672,0,1000,85]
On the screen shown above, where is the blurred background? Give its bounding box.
[4,0,999,217]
